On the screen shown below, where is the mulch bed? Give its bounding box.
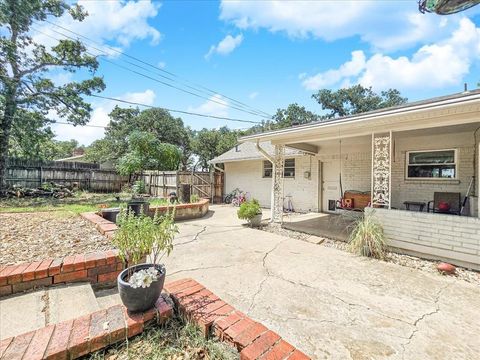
[0,212,113,266]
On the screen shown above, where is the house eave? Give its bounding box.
[239,92,480,144]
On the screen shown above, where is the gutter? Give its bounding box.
[255,140,274,162]
[256,140,275,221]
[212,163,224,173]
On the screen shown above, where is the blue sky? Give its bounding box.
[36,0,480,145]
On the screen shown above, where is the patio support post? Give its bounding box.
[272,144,285,223]
[371,132,392,208]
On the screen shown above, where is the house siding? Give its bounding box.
[223,130,478,214]
[368,207,480,270]
[391,130,477,214]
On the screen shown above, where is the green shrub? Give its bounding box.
[348,211,387,259]
[113,208,178,271]
[190,194,200,203]
[132,180,146,195]
[237,199,261,221]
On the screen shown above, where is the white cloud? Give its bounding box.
[187,94,229,117]
[33,0,161,56]
[301,18,480,92]
[205,34,243,59]
[219,0,473,52]
[157,61,166,69]
[53,89,156,145]
[248,91,259,99]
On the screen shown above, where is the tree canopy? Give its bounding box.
[0,0,105,188]
[85,106,192,169]
[191,127,238,170]
[312,85,407,119]
[116,131,182,176]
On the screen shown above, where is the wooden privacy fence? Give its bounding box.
[141,171,224,203]
[5,158,129,192]
[5,159,224,201]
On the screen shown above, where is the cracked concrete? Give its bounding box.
[164,205,480,359]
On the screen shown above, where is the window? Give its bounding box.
[284,159,295,178]
[263,159,295,178]
[406,149,456,179]
[263,160,273,178]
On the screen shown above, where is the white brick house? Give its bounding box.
[210,90,480,269]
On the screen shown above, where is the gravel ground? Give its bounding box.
[261,222,480,286]
[0,212,114,266]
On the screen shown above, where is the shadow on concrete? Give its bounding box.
[282,212,358,242]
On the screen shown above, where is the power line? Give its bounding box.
[33,20,273,119]
[41,19,273,118]
[87,94,261,124]
[24,29,261,124]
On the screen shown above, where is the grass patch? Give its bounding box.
[0,192,170,214]
[87,316,239,360]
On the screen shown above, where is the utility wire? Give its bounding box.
[33,20,273,119]
[23,30,261,124]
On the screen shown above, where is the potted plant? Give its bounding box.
[348,211,387,259]
[237,199,262,227]
[113,208,178,312]
[127,180,150,216]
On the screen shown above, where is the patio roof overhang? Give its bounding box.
[240,91,480,148]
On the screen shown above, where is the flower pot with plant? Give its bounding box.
[113,208,178,312]
[237,199,262,227]
[348,210,387,259]
[127,180,150,216]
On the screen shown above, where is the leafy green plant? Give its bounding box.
[113,208,178,274]
[190,194,200,203]
[132,180,146,195]
[348,211,387,259]
[237,199,261,222]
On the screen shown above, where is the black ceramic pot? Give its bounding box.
[117,263,166,312]
[127,200,150,216]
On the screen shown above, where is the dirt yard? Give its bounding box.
[0,212,113,266]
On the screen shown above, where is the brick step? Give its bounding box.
[0,283,101,340]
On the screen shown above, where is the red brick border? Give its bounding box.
[0,295,173,360]
[0,250,125,297]
[164,279,310,360]
[80,212,117,239]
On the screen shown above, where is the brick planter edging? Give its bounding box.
[164,278,311,360]
[80,212,117,239]
[0,250,124,297]
[0,294,173,360]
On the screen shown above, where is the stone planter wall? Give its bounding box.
[148,198,210,221]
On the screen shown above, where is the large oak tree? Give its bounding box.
[0,0,104,188]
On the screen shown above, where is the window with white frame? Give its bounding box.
[262,159,296,178]
[406,149,456,179]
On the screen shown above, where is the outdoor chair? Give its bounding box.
[427,192,461,215]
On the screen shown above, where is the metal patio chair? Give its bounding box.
[427,192,461,215]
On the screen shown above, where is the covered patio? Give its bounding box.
[240,91,480,269]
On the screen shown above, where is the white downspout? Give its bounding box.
[256,140,275,221]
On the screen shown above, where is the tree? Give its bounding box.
[191,127,238,170]
[85,106,192,168]
[272,103,321,128]
[0,0,105,188]
[312,85,407,119]
[117,131,182,176]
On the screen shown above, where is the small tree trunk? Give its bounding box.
[0,88,17,190]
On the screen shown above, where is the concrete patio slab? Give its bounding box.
[47,283,100,324]
[282,212,357,241]
[0,290,45,340]
[0,283,100,340]
[163,205,480,360]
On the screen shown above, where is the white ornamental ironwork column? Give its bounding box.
[272,144,285,223]
[371,132,392,209]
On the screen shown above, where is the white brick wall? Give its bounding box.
[368,208,480,270]
[223,129,479,214]
[391,131,477,212]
